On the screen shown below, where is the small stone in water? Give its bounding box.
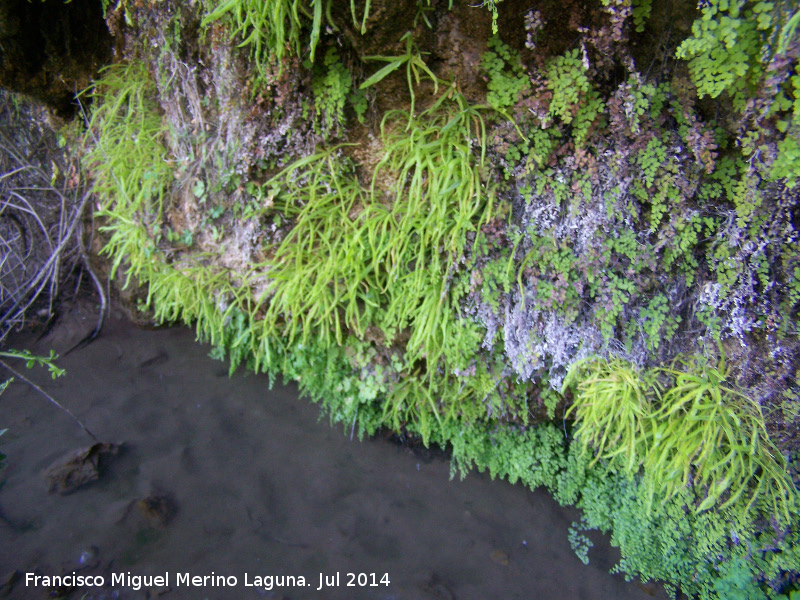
[78,545,99,567]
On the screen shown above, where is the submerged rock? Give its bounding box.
[43,442,120,495]
[136,491,177,528]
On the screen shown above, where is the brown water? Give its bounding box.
[0,303,668,600]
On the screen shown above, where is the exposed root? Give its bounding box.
[0,91,90,345]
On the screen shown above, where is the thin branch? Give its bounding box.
[0,359,98,442]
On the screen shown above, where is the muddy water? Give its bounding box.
[0,304,668,600]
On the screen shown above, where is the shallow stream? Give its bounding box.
[0,303,668,600]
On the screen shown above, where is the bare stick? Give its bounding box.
[0,359,99,442]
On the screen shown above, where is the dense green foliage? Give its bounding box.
[481,36,529,111]
[676,0,778,104]
[201,0,331,72]
[309,49,354,135]
[563,356,795,520]
[83,63,173,287]
[201,0,492,79]
[81,0,800,597]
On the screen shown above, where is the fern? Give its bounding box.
[675,0,775,107]
[202,0,333,78]
[632,0,653,32]
[311,48,352,136]
[481,36,530,111]
[545,48,603,146]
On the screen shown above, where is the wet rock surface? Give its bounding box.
[43,443,120,495]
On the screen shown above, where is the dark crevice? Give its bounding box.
[0,0,113,117]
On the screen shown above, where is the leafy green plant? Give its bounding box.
[636,137,666,189]
[260,86,503,441]
[541,383,562,419]
[0,349,92,441]
[571,90,605,147]
[360,32,438,126]
[524,126,559,169]
[770,133,800,188]
[713,556,771,600]
[568,519,594,565]
[563,357,655,473]
[82,62,172,288]
[621,78,664,135]
[648,354,795,520]
[777,9,800,54]
[444,413,798,600]
[259,148,371,346]
[595,273,637,341]
[479,0,502,34]
[82,7,800,595]
[547,49,591,124]
[446,419,569,491]
[631,0,653,33]
[545,49,604,146]
[0,349,64,379]
[348,87,368,124]
[481,36,529,111]
[350,0,371,34]
[479,255,513,311]
[192,179,206,201]
[563,353,797,520]
[84,61,271,385]
[0,349,65,454]
[202,0,333,76]
[517,234,584,320]
[311,48,353,136]
[675,0,775,106]
[638,293,681,352]
[370,88,494,371]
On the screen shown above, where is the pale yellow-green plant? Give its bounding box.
[563,354,797,521]
[83,62,277,378]
[647,355,795,521]
[202,0,332,74]
[260,85,499,441]
[563,357,656,474]
[263,84,495,365]
[360,31,439,128]
[82,62,172,288]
